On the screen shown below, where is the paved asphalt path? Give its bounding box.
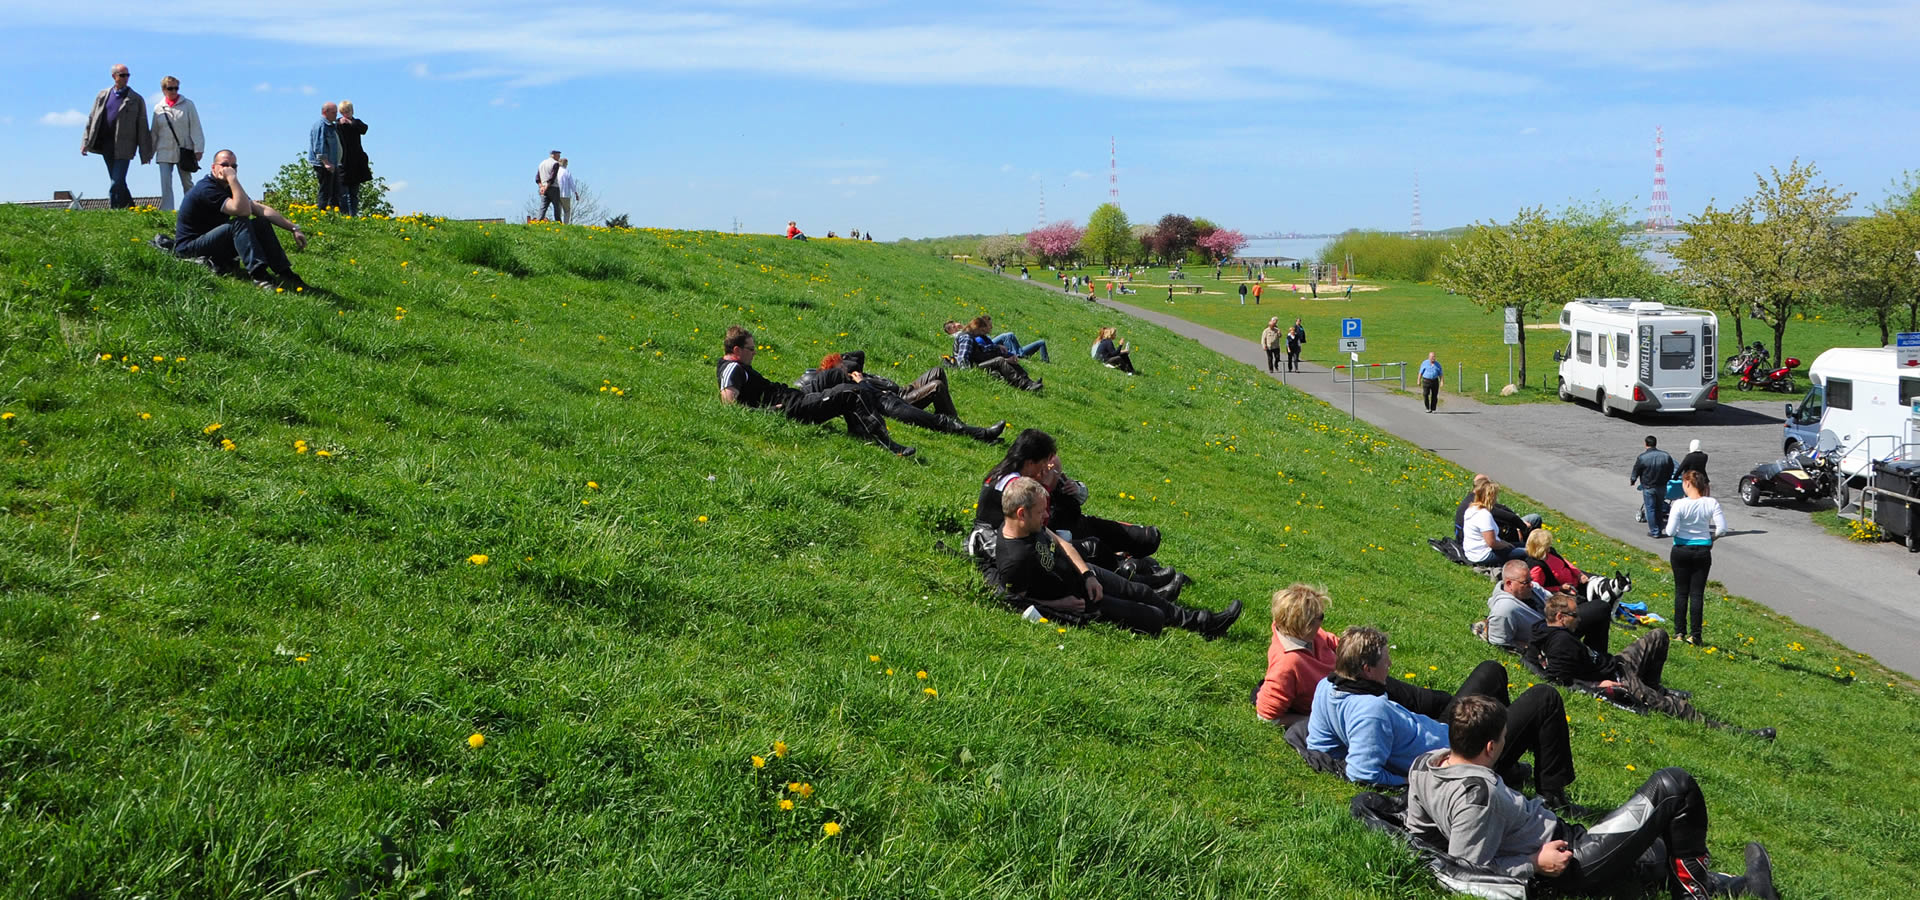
[1006,276,1920,677]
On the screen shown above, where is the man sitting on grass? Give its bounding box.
[1484,560,1611,655]
[716,326,916,457]
[1306,626,1578,811]
[796,351,1006,443]
[994,476,1240,640]
[1531,595,1776,740]
[1407,696,1780,899]
[173,149,311,291]
[944,320,1042,392]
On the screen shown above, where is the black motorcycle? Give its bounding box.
[1738,446,1837,506]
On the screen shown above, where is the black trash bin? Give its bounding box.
[1871,459,1920,551]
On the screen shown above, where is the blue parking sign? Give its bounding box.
[1342,318,1363,339]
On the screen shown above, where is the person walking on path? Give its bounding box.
[1419,352,1443,413]
[334,100,371,217]
[1238,282,1249,305]
[150,76,203,212]
[1286,319,1305,372]
[535,151,562,221]
[1261,317,1283,373]
[1252,282,1264,304]
[1677,439,1708,480]
[1630,436,1676,537]
[555,158,576,224]
[81,63,152,209]
[1666,470,1727,646]
[308,102,342,211]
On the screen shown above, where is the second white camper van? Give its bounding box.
[1554,298,1719,416]
[1781,347,1920,476]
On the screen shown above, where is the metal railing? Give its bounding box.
[1331,361,1408,390]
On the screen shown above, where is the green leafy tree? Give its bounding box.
[1836,189,1920,343]
[260,154,397,217]
[1438,200,1657,386]
[1670,160,1855,363]
[1081,203,1133,266]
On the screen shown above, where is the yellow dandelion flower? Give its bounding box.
[587,481,600,489]
[468,554,489,565]
[315,450,331,457]
[923,687,938,697]
[139,412,151,420]
[752,755,766,768]
[779,798,794,810]
[0,412,14,421]
[868,654,880,662]
[468,733,485,749]
[1626,764,1636,771]
[203,423,222,435]
[773,741,788,758]
[129,365,140,373]
[152,355,164,362]
[885,668,894,675]
[220,439,236,451]
[822,822,841,837]
[294,655,309,663]
[916,670,929,680]
[698,515,709,523]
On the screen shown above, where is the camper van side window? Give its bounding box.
[1900,377,1920,408]
[1598,334,1609,365]
[1827,378,1853,411]
[1616,332,1630,367]
[1576,331,1593,363]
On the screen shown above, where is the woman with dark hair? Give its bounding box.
[969,429,1174,588]
[1665,469,1727,645]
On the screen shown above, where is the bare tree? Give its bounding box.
[523,179,608,225]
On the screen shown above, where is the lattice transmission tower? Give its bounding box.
[1109,137,1119,203]
[1037,183,1046,229]
[1410,172,1424,235]
[1647,126,1674,231]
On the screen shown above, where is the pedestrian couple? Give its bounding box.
[535,151,577,223]
[82,65,205,211]
[1260,319,1307,373]
[309,101,373,215]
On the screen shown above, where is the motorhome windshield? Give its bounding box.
[1658,334,1695,370]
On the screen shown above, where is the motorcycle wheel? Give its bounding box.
[1739,476,1762,506]
[1739,376,1753,390]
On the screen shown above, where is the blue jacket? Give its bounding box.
[1306,677,1447,786]
[308,118,341,166]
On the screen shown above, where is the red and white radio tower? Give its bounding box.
[1109,137,1120,203]
[1647,126,1674,231]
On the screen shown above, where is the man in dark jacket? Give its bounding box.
[716,326,915,457]
[796,351,1005,443]
[1531,596,1774,738]
[1630,435,1676,537]
[81,63,153,209]
[994,475,1239,639]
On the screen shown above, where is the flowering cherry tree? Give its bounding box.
[1026,220,1086,266]
[1196,228,1249,263]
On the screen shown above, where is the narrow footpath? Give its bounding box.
[999,273,1920,678]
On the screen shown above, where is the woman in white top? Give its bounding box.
[1461,481,1527,566]
[1664,469,1728,645]
[149,75,205,212]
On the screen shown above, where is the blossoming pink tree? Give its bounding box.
[1025,220,1086,267]
[1196,228,1249,264]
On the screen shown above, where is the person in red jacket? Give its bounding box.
[786,221,808,240]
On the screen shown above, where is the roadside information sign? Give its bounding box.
[1896,332,1920,369]
[1503,323,1521,345]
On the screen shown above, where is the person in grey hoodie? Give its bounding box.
[1406,696,1780,899]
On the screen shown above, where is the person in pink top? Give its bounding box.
[1254,584,1338,724]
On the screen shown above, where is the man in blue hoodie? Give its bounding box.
[1307,625,1576,810]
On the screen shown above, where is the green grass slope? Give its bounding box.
[3,206,1917,898]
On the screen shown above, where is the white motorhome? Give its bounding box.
[1781,347,1920,479]
[1553,298,1719,416]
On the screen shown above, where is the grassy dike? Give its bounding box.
[3,206,1917,898]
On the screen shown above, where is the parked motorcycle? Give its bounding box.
[1738,445,1837,506]
[1724,342,1769,378]
[1740,356,1800,393]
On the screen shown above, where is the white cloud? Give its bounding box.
[1520,126,1539,135]
[9,2,1535,102]
[1000,163,1014,172]
[300,84,317,95]
[0,115,14,125]
[40,109,86,126]
[829,174,881,186]
[410,61,430,78]
[254,82,272,92]
[1069,170,1091,179]
[387,180,409,192]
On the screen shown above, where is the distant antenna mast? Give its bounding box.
[1109,137,1119,203]
[1647,126,1674,231]
[1037,183,1046,229]
[1410,172,1424,235]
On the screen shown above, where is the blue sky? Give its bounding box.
[6,0,1918,237]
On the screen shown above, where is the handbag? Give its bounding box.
[162,113,199,173]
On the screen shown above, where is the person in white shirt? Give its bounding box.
[1664,470,1728,645]
[555,158,576,224]
[1463,481,1528,566]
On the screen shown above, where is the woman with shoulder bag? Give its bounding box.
[150,75,205,211]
